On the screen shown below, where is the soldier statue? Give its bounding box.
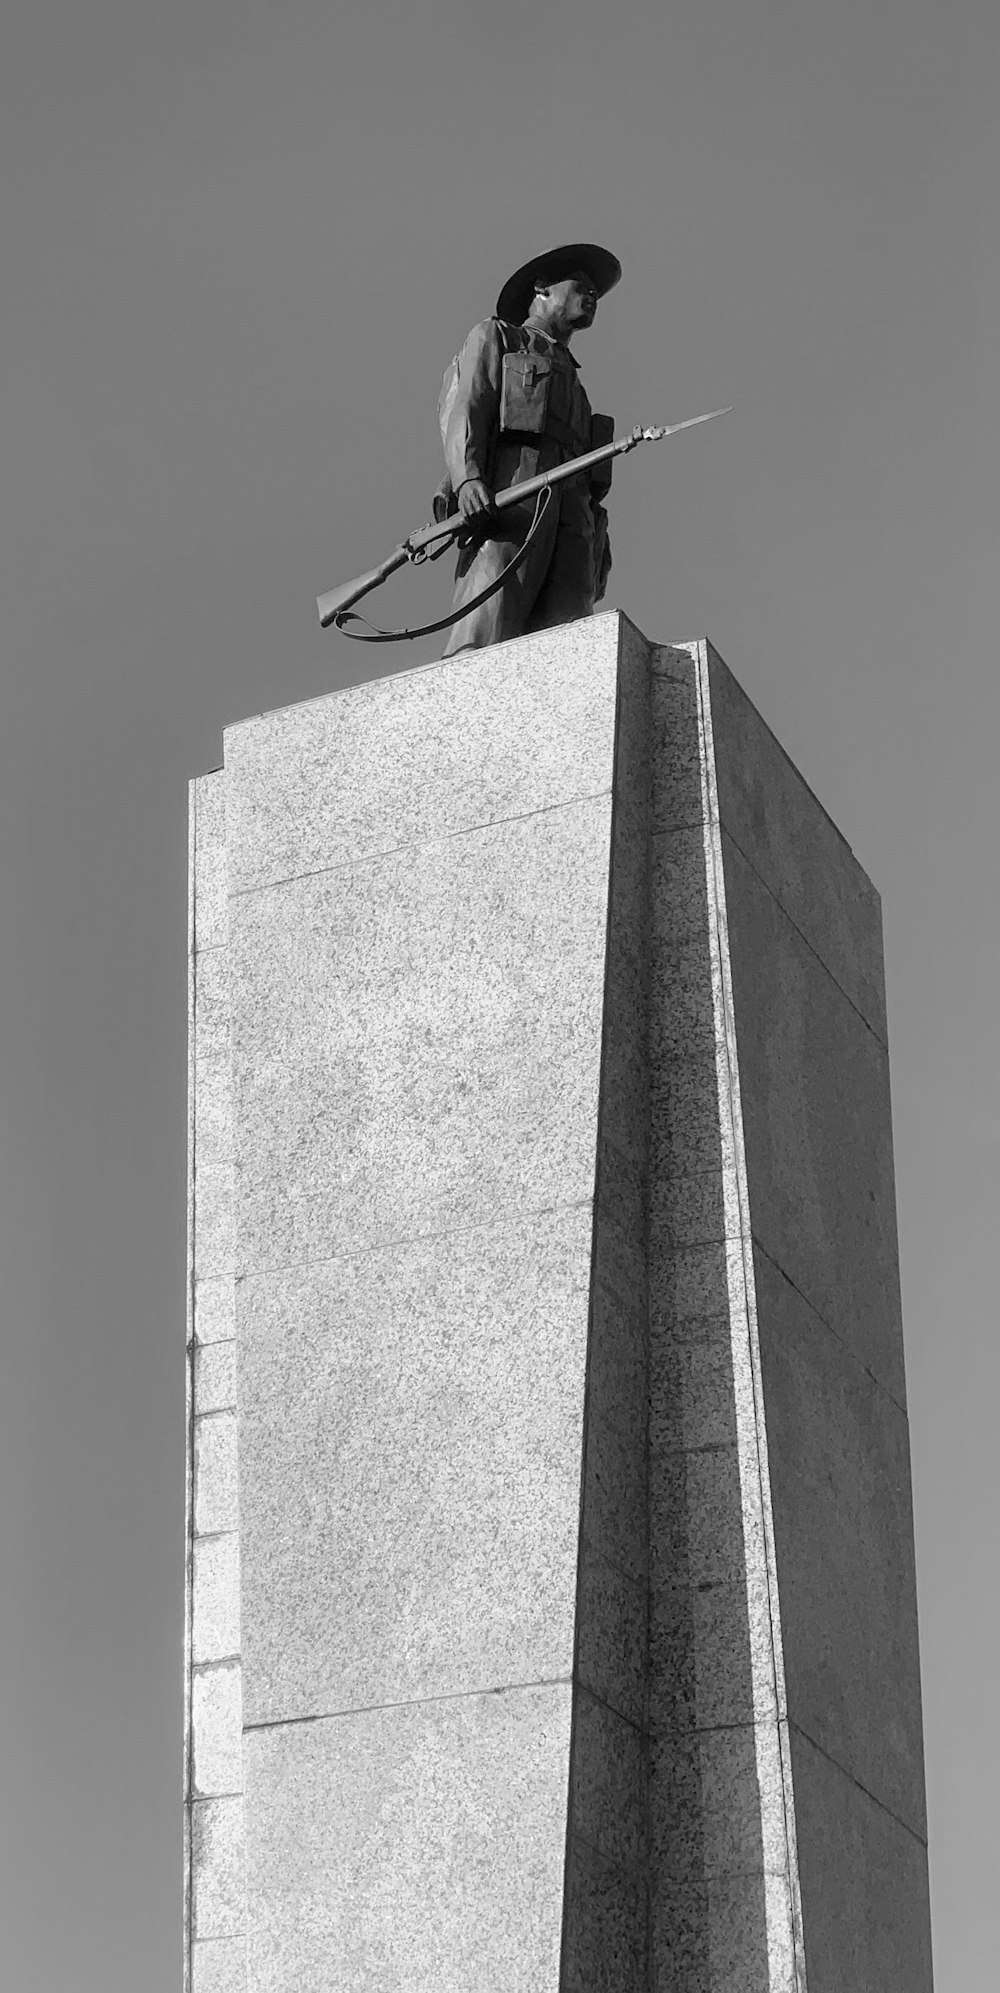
[316,249,725,645]
[436,242,621,655]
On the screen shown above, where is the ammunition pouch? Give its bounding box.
[499,350,615,481]
[498,345,596,458]
[499,349,554,437]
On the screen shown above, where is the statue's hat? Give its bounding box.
[496,242,622,325]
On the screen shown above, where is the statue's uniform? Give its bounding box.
[437,318,613,655]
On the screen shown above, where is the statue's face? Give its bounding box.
[532,270,599,335]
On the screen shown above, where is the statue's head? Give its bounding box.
[496,243,621,334]
[527,270,600,340]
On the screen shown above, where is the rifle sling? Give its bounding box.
[333,484,553,644]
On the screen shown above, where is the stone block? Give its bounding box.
[194,945,230,1061]
[648,829,718,1067]
[191,1937,246,1993]
[649,1578,755,1735]
[194,1275,235,1346]
[237,1209,591,1724]
[649,1335,739,1454]
[651,641,700,683]
[192,1660,243,1798]
[649,652,704,833]
[243,1684,572,1993]
[789,1724,932,1993]
[229,797,613,1271]
[192,773,228,953]
[651,825,716,953]
[184,617,931,1993]
[193,1165,235,1282]
[194,1341,237,1415]
[194,1058,232,1168]
[648,1165,727,1253]
[580,1404,648,1589]
[582,1246,648,1587]
[192,1532,241,1664]
[224,616,623,895]
[570,1688,645,1872]
[649,1241,733,1333]
[722,832,905,1403]
[707,645,887,1041]
[650,1049,727,1180]
[576,1558,647,1728]
[191,1796,245,1939]
[651,1871,772,1993]
[650,1724,764,1885]
[591,1208,646,1322]
[755,1246,926,1833]
[650,1444,748,1591]
[194,1413,239,1538]
[598,881,650,1180]
[562,1838,648,1993]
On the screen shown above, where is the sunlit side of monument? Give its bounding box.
[184,613,933,1993]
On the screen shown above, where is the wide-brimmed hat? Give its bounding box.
[496,242,621,325]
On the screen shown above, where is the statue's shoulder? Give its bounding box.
[461,315,525,353]
[493,317,529,351]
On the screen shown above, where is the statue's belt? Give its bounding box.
[499,420,593,457]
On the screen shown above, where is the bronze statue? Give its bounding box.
[436,242,621,654]
[316,246,729,644]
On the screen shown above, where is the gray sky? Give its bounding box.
[1,1,996,1983]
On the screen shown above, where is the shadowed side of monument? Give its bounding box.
[644,645,787,1990]
[708,649,933,1992]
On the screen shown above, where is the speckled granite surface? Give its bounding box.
[183,614,932,1993]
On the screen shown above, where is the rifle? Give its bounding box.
[316,408,731,639]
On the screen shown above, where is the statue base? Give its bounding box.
[185,613,933,1992]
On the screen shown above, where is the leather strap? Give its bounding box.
[333,485,553,644]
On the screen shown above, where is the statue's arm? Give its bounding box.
[440,320,503,494]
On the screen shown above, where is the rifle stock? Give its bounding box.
[317,545,414,629]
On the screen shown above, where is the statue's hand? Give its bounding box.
[457,478,493,521]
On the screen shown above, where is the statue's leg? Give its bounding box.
[441,448,561,655]
[523,475,597,633]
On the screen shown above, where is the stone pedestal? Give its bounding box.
[184,615,933,1992]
